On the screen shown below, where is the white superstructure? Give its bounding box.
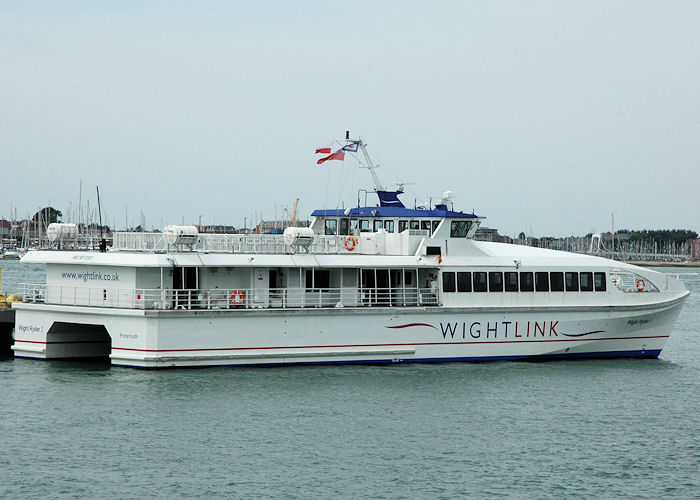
[12,137,690,368]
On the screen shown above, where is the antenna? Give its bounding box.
[96,186,106,252]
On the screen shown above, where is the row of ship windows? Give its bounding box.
[324,219,474,237]
[442,271,607,293]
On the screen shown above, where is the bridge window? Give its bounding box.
[350,219,358,233]
[450,221,471,238]
[504,272,518,291]
[384,220,394,233]
[594,272,607,291]
[565,272,579,291]
[324,219,337,235]
[442,272,456,292]
[432,221,440,232]
[374,220,383,232]
[399,220,408,232]
[535,272,549,292]
[360,219,370,232]
[550,272,564,291]
[489,272,503,292]
[339,218,349,235]
[580,272,593,291]
[421,221,431,233]
[473,272,488,292]
[457,272,471,292]
[410,221,420,230]
[520,272,534,291]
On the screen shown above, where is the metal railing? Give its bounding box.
[19,283,439,310]
[113,232,346,254]
[111,231,427,255]
[609,269,660,293]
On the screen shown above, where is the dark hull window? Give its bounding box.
[565,272,579,291]
[473,272,488,292]
[580,272,593,291]
[504,272,518,292]
[443,272,456,292]
[489,272,503,292]
[594,272,607,291]
[520,272,534,292]
[457,272,472,292]
[550,272,564,291]
[535,272,549,292]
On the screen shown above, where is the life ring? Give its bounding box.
[344,236,358,252]
[231,290,246,305]
[635,278,646,292]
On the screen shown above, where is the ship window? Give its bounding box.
[432,221,440,232]
[426,246,441,255]
[473,272,488,292]
[594,272,607,291]
[520,272,534,291]
[324,219,337,235]
[489,272,503,292]
[504,272,518,292]
[405,271,413,286]
[360,219,370,232]
[421,221,431,233]
[410,221,420,230]
[374,220,383,232]
[550,272,564,291]
[442,272,456,293]
[580,272,593,291]
[450,221,470,238]
[306,269,330,290]
[535,272,549,292]
[350,219,358,233]
[399,220,408,232]
[339,218,349,235]
[384,220,394,233]
[457,272,471,292]
[565,272,579,291]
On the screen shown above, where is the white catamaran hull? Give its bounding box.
[12,295,686,368]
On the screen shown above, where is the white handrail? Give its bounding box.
[18,282,439,310]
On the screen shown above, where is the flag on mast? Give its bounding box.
[315,147,332,154]
[342,141,360,152]
[317,150,345,164]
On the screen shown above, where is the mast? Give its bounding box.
[346,131,384,192]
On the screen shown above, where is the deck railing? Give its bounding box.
[113,232,346,254]
[18,283,439,310]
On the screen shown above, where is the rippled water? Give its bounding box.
[1,261,698,498]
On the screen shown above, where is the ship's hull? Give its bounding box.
[12,294,687,368]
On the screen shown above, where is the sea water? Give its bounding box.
[0,260,698,499]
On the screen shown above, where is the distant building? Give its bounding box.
[0,220,9,237]
[257,220,310,234]
[197,225,238,234]
[689,239,700,261]
[474,226,512,244]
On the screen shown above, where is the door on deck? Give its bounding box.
[172,266,197,308]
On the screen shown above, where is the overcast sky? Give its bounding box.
[1,0,698,237]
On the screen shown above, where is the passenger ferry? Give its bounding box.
[12,136,690,368]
